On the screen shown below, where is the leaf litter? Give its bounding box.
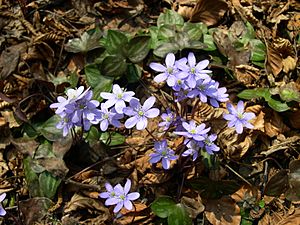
[0,0,299,224]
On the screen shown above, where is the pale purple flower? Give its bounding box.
[158,109,176,131]
[56,115,74,137]
[100,179,140,213]
[182,139,201,161]
[100,84,135,114]
[98,104,123,131]
[0,193,6,216]
[123,97,159,130]
[208,81,229,107]
[149,140,178,169]
[174,120,210,141]
[200,134,220,154]
[177,53,212,88]
[223,101,256,134]
[149,53,188,87]
[187,78,216,102]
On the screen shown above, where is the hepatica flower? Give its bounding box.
[174,120,210,141]
[158,109,176,131]
[99,179,140,213]
[182,139,201,161]
[149,53,188,87]
[98,104,123,131]
[223,100,256,134]
[123,96,159,130]
[100,84,135,114]
[50,87,101,136]
[0,193,6,216]
[200,134,220,155]
[149,140,178,169]
[177,52,212,88]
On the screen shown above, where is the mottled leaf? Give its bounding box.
[151,196,176,218]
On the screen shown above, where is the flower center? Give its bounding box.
[110,191,116,197]
[190,67,196,74]
[119,195,125,200]
[190,129,196,134]
[237,113,244,119]
[204,139,212,146]
[117,93,123,99]
[166,116,171,122]
[167,67,173,74]
[161,150,167,156]
[103,114,109,119]
[177,80,182,85]
[138,110,144,116]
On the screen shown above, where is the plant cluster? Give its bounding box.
[46,51,256,219]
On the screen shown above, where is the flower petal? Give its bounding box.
[124,199,133,210]
[127,192,140,201]
[142,96,156,111]
[136,117,148,130]
[149,62,166,72]
[125,116,138,129]
[124,179,131,194]
[112,84,122,94]
[145,108,160,118]
[188,52,196,67]
[162,158,170,169]
[235,121,244,134]
[115,100,126,114]
[113,202,124,213]
[105,198,119,206]
[0,193,6,202]
[154,73,168,83]
[165,53,175,67]
[195,59,209,70]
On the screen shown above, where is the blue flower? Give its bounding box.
[223,101,256,134]
[150,53,188,87]
[177,52,212,88]
[99,179,140,213]
[98,104,123,131]
[174,120,210,141]
[200,134,220,154]
[182,139,202,161]
[123,96,160,130]
[158,109,176,131]
[0,193,6,216]
[100,84,135,114]
[149,140,178,169]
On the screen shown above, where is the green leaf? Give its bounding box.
[100,132,125,146]
[105,30,128,55]
[203,34,217,51]
[168,204,193,225]
[35,140,55,159]
[183,22,207,41]
[85,126,100,144]
[126,64,142,83]
[101,55,127,77]
[65,31,103,53]
[151,196,176,218]
[127,36,150,63]
[39,115,63,141]
[154,42,180,58]
[187,40,207,50]
[249,39,266,62]
[149,26,159,49]
[39,171,61,199]
[93,75,113,101]
[158,25,177,40]
[237,88,271,100]
[85,64,102,88]
[157,9,184,27]
[24,156,40,197]
[267,98,290,112]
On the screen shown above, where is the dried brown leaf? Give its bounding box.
[0,42,27,80]
[235,65,260,87]
[264,110,290,137]
[204,196,241,225]
[218,128,257,160]
[277,208,300,225]
[141,172,172,185]
[190,0,228,26]
[117,203,150,225]
[264,169,289,196]
[282,56,297,73]
[267,44,283,77]
[181,195,205,219]
[19,197,54,225]
[37,158,69,178]
[231,184,260,204]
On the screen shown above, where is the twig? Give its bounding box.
[225,164,252,186]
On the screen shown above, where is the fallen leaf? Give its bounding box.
[141,172,172,185]
[264,110,290,137]
[190,0,228,26]
[235,65,260,87]
[277,208,300,225]
[282,56,297,73]
[0,42,27,80]
[266,44,283,77]
[264,169,289,196]
[37,158,69,178]
[19,197,54,225]
[204,196,241,225]
[180,195,205,219]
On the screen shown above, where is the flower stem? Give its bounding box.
[145,128,158,141]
